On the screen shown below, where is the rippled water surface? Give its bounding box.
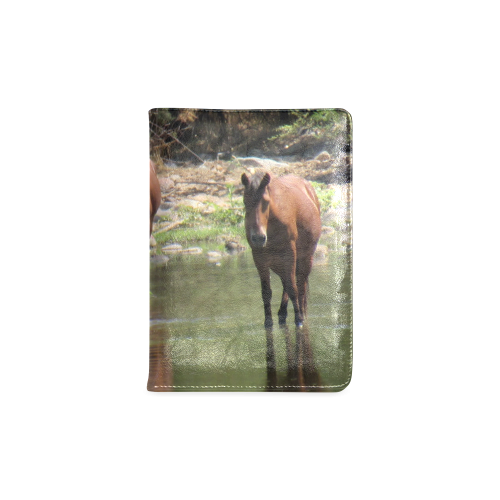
[149,249,352,392]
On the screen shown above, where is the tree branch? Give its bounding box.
[154,220,185,235]
[149,122,204,163]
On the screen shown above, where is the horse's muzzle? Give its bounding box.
[251,233,267,248]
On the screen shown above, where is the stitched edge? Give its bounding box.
[151,384,349,389]
[345,110,353,388]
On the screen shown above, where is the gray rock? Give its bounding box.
[161,244,183,254]
[182,247,203,254]
[315,244,329,258]
[225,241,246,254]
[207,251,223,259]
[315,151,331,162]
[235,157,289,170]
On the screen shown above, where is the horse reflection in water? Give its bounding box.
[147,325,173,391]
[148,324,321,392]
[265,325,323,392]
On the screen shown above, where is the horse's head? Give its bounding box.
[241,171,272,248]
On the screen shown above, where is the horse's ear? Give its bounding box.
[260,172,271,189]
[241,173,249,187]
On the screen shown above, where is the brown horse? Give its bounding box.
[241,171,321,328]
[150,160,161,235]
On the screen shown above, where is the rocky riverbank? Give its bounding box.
[150,153,352,263]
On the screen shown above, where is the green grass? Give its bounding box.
[310,182,339,214]
[154,204,246,250]
[155,225,245,247]
[153,184,339,251]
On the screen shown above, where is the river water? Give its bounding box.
[149,245,352,392]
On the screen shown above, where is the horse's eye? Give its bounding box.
[261,200,269,212]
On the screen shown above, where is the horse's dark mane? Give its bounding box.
[248,170,267,191]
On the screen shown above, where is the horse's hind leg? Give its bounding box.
[274,246,302,327]
[296,253,314,320]
[278,285,289,325]
[283,251,303,327]
[278,280,302,326]
[288,279,303,327]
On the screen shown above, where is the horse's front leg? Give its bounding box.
[260,271,273,328]
[255,257,273,328]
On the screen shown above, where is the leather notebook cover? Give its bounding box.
[148,109,352,392]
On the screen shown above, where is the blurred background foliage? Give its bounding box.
[149,109,351,163]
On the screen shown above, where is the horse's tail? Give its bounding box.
[304,180,321,215]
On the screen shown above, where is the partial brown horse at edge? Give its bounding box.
[150,160,161,235]
[241,171,322,328]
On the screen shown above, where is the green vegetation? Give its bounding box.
[149,109,351,256]
[154,204,246,250]
[310,182,339,215]
[270,109,348,143]
[153,181,339,253]
[155,226,245,250]
[149,108,351,160]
